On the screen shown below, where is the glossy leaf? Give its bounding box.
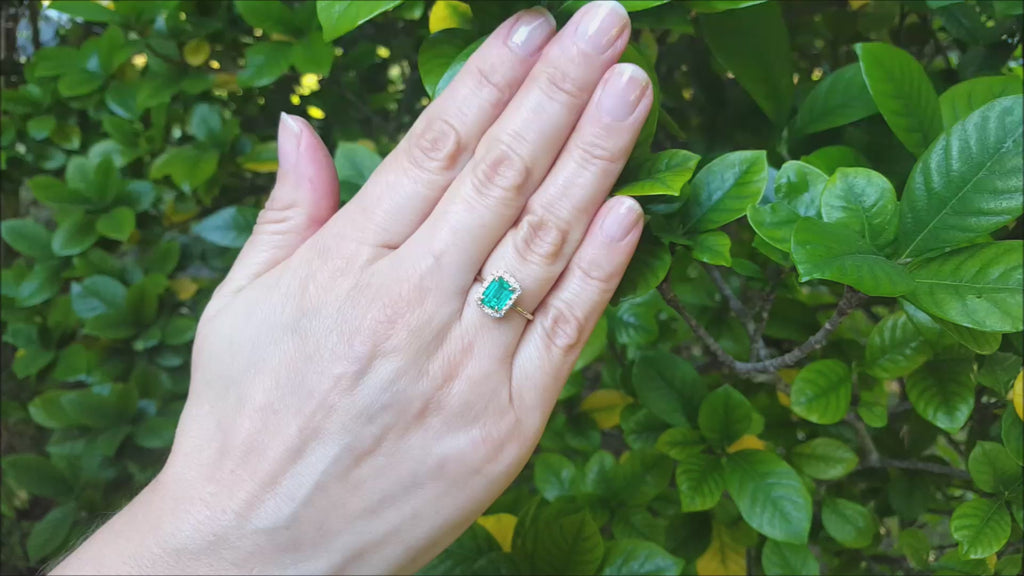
[898,96,1023,259]
[675,453,724,512]
[939,76,1022,129]
[855,42,942,156]
[632,351,704,427]
[0,454,72,500]
[192,206,259,249]
[334,141,383,202]
[761,539,819,576]
[789,438,859,481]
[968,441,1021,495]
[26,504,75,564]
[677,151,767,234]
[905,359,975,432]
[864,311,932,379]
[724,450,812,544]
[819,168,898,250]
[95,206,135,242]
[317,0,404,41]
[419,29,476,98]
[791,63,877,137]
[691,231,731,267]
[600,539,684,576]
[950,498,1011,559]
[699,2,793,124]
[534,453,577,502]
[822,498,876,549]
[615,150,701,197]
[789,360,851,425]
[697,385,753,448]
[791,218,913,297]
[906,241,1023,333]
[1,219,53,260]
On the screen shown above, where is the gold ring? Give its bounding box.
[475,271,534,320]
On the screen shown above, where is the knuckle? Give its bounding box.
[573,136,624,171]
[469,144,530,207]
[538,65,589,105]
[252,203,301,238]
[513,214,566,267]
[408,117,461,176]
[574,257,619,289]
[468,64,510,109]
[540,302,587,352]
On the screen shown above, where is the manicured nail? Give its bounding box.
[600,196,643,243]
[575,1,628,54]
[508,7,556,56]
[278,112,301,169]
[598,64,649,122]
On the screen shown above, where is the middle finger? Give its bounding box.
[399,1,631,284]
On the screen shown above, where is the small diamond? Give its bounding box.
[476,271,522,318]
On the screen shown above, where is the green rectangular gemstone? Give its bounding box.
[481,276,516,313]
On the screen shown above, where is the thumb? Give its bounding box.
[220,112,339,295]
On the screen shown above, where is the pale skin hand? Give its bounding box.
[52,3,651,574]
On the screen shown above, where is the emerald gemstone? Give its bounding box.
[478,274,520,317]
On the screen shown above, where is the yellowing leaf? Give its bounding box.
[987,554,997,572]
[356,138,378,153]
[168,277,199,301]
[726,434,766,454]
[776,391,791,408]
[778,368,799,384]
[849,0,870,10]
[241,160,278,173]
[476,513,516,553]
[1013,370,1022,420]
[213,72,239,91]
[696,522,747,576]
[183,38,211,67]
[163,200,200,225]
[580,389,634,429]
[429,0,472,33]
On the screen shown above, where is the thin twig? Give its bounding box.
[846,413,881,467]
[659,282,867,375]
[864,459,971,481]
[706,264,757,335]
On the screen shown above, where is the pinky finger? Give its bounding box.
[510,195,644,428]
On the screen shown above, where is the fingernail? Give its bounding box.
[575,1,628,54]
[600,196,643,243]
[508,7,556,56]
[598,64,649,122]
[278,112,301,170]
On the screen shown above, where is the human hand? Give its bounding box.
[53,2,651,573]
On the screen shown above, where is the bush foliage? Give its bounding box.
[2,1,1023,574]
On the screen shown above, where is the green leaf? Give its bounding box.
[773,160,828,217]
[514,502,605,575]
[61,384,138,428]
[789,438,859,481]
[16,261,63,308]
[1002,409,1023,466]
[534,453,577,502]
[27,114,57,140]
[82,311,137,340]
[934,319,1001,355]
[12,348,56,378]
[27,391,76,429]
[724,450,812,544]
[688,1,768,13]
[150,145,220,192]
[52,343,94,383]
[905,359,975,432]
[616,150,701,197]
[52,212,99,257]
[619,44,660,156]
[968,441,1021,495]
[600,539,685,576]
[126,274,167,326]
[186,103,227,147]
[691,231,731,267]
[791,63,877,137]
[132,416,177,449]
[675,453,724,512]
[28,175,85,206]
[50,0,119,22]
[0,454,72,500]
[193,206,259,249]
[791,218,914,297]
[855,42,942,156]
[939,76,1023,129]
[420,523,504,575]
[237,42,293,88]
[334,141,383,202]
[761,539,819,576]
[697,385,753,447]
[291,33,336,77]
[821,497,877,549]
[632,351,704,427]
[789,359,851,425]
[800,145,871,175]
[820,168,898,251]
[234,0,301,36]
[656,427,706,460]
[699,1,793,124]
[616,449,674,506]
[419,29,477,98]
[435,36,485,98]
[1,218,53,259]
[864,310,932,378]
[317,0,404,41]
[677,151,767,234]
[978,353,1022,395]
[906,241,1023,333]
[26,504,75,564]
[95,206,135,241]
[747,202,800,253]
[612,232,670,304]
[71,275,127,319]
[950,498,1011,559]
[163,315,197,346]
[897,96,1023,259]
[145,242,181,276]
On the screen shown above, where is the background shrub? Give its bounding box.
[1,1,1022,574]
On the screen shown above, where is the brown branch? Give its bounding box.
[659,282,867,375]
[706,265,757,335]
[846,413,881,467]
[864,458,971,481]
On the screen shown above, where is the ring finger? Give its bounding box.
[465,62,652,335]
